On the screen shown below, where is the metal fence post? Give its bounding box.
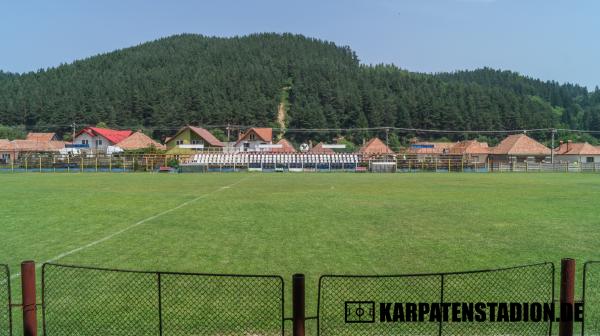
[559,258,575,336]
[21,260,37,336]
[292,274,305,336]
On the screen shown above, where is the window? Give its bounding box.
[81,139,89,145]
[1,154,9,160]
[96,139,103,146]
[587,157,594,163]
[191,140,203,145]
[249,134,256,141]
[176,140,184,145]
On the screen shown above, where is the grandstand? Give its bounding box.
[181,152,362,172]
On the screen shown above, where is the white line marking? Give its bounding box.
[7,176,250,280]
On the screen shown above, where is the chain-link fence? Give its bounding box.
[0,265,11,336]
[317,262,554,336]
[42,263,284,336]
[583,261,600,336]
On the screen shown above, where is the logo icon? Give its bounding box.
[345,301,375,323]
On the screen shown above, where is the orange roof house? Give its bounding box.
[554,141,600,155]
[359,138,394,155]
[449,140,489,155]
[554,141,600,163]
[26,132,58,142]
[116,131,165,151]
[309,142,335,154]
[272,138,296,153]
[0,139,67,160]
[236,128,272,144]
[165,126,224,153]
[235,128,273,152]
[490,134,550,156]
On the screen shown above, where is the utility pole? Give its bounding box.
[71,122,76,141]
[226,123,231,142]
[385,127,390,147]
[551,128,556,164]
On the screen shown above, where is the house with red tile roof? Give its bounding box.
[554,141,600,163]
[0,138,67,161]
[308,142,335,154]
[74,127,133,153]
[235,128,273,152]
[26,132,58,142]
[116,131,166,151]
[359,138,394,155]
[165,126,224,154]
[449,140,490,163]
[271,138,296,153]
[489,134,551,163]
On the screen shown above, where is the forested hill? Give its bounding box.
[1,33,599,142]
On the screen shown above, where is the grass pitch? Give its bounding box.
[2,172,600,318]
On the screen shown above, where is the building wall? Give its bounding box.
[555,154,600,163]
[489,154,549,163]
[235,140,271,152]
[74,133,110,153]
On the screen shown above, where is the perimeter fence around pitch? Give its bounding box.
[2,259,598,335]
[3,153,600,173]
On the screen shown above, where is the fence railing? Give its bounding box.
[1,259,594,335]
[0,265,11,336]
[582,261,600,336]
[317,262,555,336]
[41,263,284,336]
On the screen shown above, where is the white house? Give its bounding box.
[74,127,133,153]
[234,128,273,152]
[554,141,600,163]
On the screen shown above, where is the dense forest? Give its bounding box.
[1,33,599,145]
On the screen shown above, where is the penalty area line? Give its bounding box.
[9,175,251,280]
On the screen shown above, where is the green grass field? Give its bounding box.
[2,172,600,334]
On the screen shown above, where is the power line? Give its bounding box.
[10,123,600,135]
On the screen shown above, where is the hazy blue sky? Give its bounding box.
[1,0,598,89]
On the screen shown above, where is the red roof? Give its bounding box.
[449,140,489,155]
[359,138,394,154]
[491,134,550,156]
[236,128,272,145]
[75,127,133,145]
[272,138,296,153]
[26,132,57,142]
[554,142,600,155]
[309,142,335,154]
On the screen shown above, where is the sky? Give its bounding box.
[1,0,599,89]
